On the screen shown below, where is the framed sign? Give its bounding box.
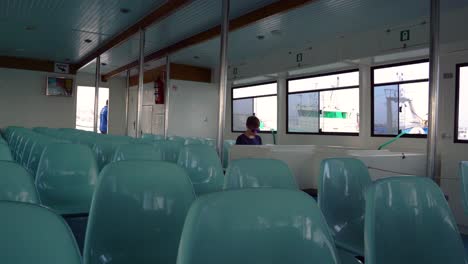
[54,62,70,74]
[46,76,74,96]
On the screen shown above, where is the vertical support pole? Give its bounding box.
[136,28,146,138]
[125,70,130,136]
[216,0,230,156]
[427,0,440,181]
[164,56,171,138]
[94,56,101,133]
[277,73,288,145]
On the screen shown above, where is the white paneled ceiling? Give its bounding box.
[3,0,468,76]
[0,0,166,63]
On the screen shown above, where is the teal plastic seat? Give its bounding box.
[142,133,165,141]
[35,143,99,215]
[177,145,224,195]
[112,143,163,162]
[460,161,468,214]
[0,161,39,203]
[224,158,298,190]
[92,141,127,171]
[26,138,55,176]
[164,139,184,163]
[184,137,204,145]
[84,161,195,264]
[204,138,216,149]
[177,189,343,264]
[0,144,13,161]
[0,201,82,264]
[365,177,466,264]
[318,158,371,256]
[223,140,235,169]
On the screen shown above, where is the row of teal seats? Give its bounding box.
[2,127,99,215]
[110,143,297,195]
[0,141,13,161]
[143,133,236,168]
[33,127,237,169]
[32,128,233,171]
[0,160,358,264]
[1,127,296,213]
[318,158,466,263]
[2,159,464,263]
[2,127,66,175]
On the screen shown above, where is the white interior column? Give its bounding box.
[427,0,441,180]
[216,0,230,155]
[164,55,171,138]
[136,29,146,138]
[93,56,101,133]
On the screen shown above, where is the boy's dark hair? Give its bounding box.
[246,115,260,129]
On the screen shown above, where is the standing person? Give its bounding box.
[236,115,263,145]
[99,100,108,134]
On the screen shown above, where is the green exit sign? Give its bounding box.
[400,30,410,42]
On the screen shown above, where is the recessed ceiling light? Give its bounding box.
[25,25,36,31]
[120,8,131,14]
[84,39,92,43]
[270,30,282,36]
[256,35,265,40]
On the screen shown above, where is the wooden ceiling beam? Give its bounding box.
[102,0,315,81]
[0,56,78,74]
[75,0,194,71]
[127,63,212,86]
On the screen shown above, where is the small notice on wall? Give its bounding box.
[400,30,410,42]
[54,63,70,74]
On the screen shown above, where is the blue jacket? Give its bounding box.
[99,106,108,133]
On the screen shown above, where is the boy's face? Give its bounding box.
[249,127,260,134]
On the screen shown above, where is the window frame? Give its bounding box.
[231,81,278,133]
[370,59,429,138]
[455,62,468,144]
[286,69,360,136]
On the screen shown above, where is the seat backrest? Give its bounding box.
[0,144,13,161]
[142,133,165,141]
[35,143,99,214]
[26,138,55,177]
[222,140,235,169]
[224,158,297,190]
[0,161,39,203]
[365,177,466,264]
[177,189,340,264]
[204,138,216,149]
[20,136,36,168]
[84,161,195,264]
[112,144,163,162]
[318,158,371,236]
[164,140,184,162]
[92,141,126,171]
[0,201,82,264]
[177,144,224,195]
[184,137,204,145]
[460,161,468,214]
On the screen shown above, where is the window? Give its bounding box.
[76,86,109,132]
[372,60,429,137]
[456,63,468,142]
[232,82,277,132]
[287,70,360,134]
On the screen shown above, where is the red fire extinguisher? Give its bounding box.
[154,75,165,104]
